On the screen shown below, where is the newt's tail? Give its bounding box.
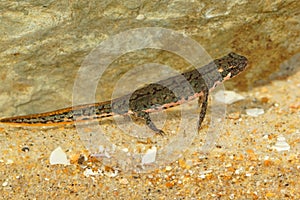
[0,100,114,126]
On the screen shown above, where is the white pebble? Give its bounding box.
[142,146,157,164]
[6,159,14,164]
[49,146,70,165]
[136,14,145,20]
[199,174,206,179]
[214,90,245,104]
[2,181,8,187]
[273,135,290,152]
[246,108,264,117]
[84,168,100,177]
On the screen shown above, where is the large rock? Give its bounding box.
[0,0,299,116]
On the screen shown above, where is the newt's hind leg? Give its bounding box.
[198,88,209,130]
[136,111,165,136]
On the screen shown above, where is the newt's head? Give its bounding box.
[216,52,248,80]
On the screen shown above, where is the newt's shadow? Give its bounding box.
[253,53,300,86]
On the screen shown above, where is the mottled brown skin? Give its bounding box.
[0,52,248,135]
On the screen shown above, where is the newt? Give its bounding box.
[0,52,248,135]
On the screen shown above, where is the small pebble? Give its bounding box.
[228,112,241,119]
[260,97,269,103]
[83,168,101,177]
[246,108,265,117]
[199,174,206,179]
[6,159,13,165]
[49,146,70,165]
[119,178,129,185]
[214,90,245,104]
[166,166,172,171]
[21,146,30,152]
[142,146,157,164]
[77,154,86,164]
[136,14,145,20]
[273,135,290,152]
[2,181,8,187]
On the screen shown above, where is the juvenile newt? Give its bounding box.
[0,52,248,135]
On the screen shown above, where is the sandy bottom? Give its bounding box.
[0,70,299,199]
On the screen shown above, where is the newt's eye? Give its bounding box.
[218,68,224,73]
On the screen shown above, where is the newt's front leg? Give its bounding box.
[135,111,165,136]
[198,88,209,130]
